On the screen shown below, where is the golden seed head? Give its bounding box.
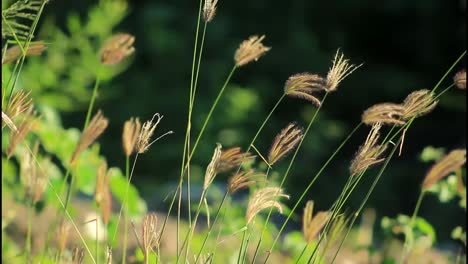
[100,33,135,65]
[141,212,159,257]
[204,143,223,190]
[268,122,303,165]
[95,161,112,224]
[402,89,438,120]
[454,69,466,90]
[122,117,141,156]
[325,49,362,92]
[284,73,327,106]
[136,113,172,154]
[7,106,39,158]
[216,146,256,173]
[72,247,85,264]
[361,103,406,126]
[203,0,218,22]
[422,149,466,190]
[2,111,17,132]
[234,35,270,67]
[227,169,266,194]
[70,110,109,165]
[349,122,388,176]
[2,41,47,64]
[19,141,48,203]
[246,187,289,224]
[2,89,32,129]
[56,221,71,253]
[302,201,330,243]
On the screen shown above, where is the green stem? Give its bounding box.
[84,77,101,129]
[430,51,466,94]
[121,155,130,264]
[26,200,33,264]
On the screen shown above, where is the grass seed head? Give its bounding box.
[362,103,406,126]
[268,122,304,165]
[216,146,256,173]
[402,89,438,120]
[325,48,362,92]
[122,117,141,156]
[7,106,39,158]
[302,200,331,243]
[454,69,466,90]
[100,33,135,65]
[141,212,159,258]
[246,187,289,224]
[2,41,47,64]
[422,149,466,190]
[94,161,112,224]
[136,113,172,153]
[70,110,109,164]
[2,89,32,129]
[227,169,266,194]
[204,143,223,190]
[349,122,387,176]
[56,221,71,253]
[234,35,270,67]
[284,73,327,106]
[203,0,218,22]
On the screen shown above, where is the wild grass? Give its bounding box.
[1,0,466,264]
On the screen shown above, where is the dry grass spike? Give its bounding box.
[361,103,406,126]
[141,212,159,262]
[100,33,135,65]
[325,48,362,92]
[246,187,289,224]
[227,169,266,194]
[7,106,39,158]
[454,69,466,90]
[2,89,32,128]
[302,200,331,243]
[216,146,256,173]
[70,110,109,164]
[284,73,327,106]
[136,113,173,153]
[234,35,270,67]
[422,149,466,190]
[349,122,387,176]
[203,0,218,22]
[268,122,304,165]
[204,143,223,190]
[2,41,47,64]
[402,89,437,120]
[95,160,112,224]
[122,117,141,156]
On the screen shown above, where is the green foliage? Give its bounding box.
[2,0,42,41]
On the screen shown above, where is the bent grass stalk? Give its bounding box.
[262,122,362,264]
[250,92,329,263]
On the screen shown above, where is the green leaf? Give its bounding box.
[108,167,147,217]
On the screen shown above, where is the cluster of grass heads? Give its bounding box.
[2,0,466,263]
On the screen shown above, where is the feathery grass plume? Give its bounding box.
[234,35,270,67]
[361,103,406,126]
[70,110,108,164]
[402,89,437,120]
[56,221,71,254]
[349,122,387,176]
[122,117,141,156]
[422,149,466,190]
[1,0,43,40]
[95,161,112,225]
[7,107,39,158]
[324,49,362,92]
[227,169,266,194]
[284,73,327,106]
[2,41,47,64]
[454,69,466,90]
[204,143,223,190]
[203,0,218,22]
[136,113,173,153]
[246,187,289,224]
[2,89,32,128]
[19,141,48,203]
[216,146,256,173]
[2,111,17,132]
[141,212,159,261]
[100,33,135,65]
[72,247,85,264]
[302,200,330,243]
[268,122,304,165]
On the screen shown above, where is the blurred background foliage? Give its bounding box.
[4,0,466,249]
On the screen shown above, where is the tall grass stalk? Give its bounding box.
[262,122,362,263]
[121,155,131,264]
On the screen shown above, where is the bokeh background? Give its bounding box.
[32,0,466,249]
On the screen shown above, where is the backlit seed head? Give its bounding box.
[268,122,303,165]
[325,49,362,92]
[402,89,437,120]
[141,213,159,258]
[204,143,223,190]
[454,69,466,90]
[422,149,466,190]
[234,35,270,67]
[2,41,47,64]
[302,201,330,243]
[227,169,266,194]
[361,103,406,126]
[216,146,256,173]
[122,117,141,156]
[246,187,289,224]
[203,0,218,22]
[350,122,387,176]
[100,33,135,65]
[284,73,327,106]
[136,113,172,153]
